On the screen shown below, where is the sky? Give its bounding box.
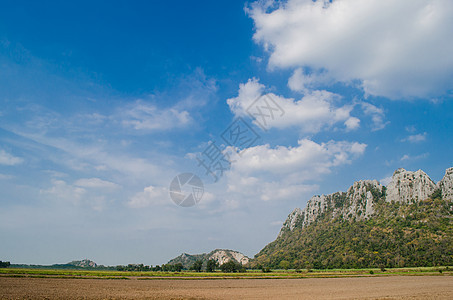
[1,0,453,266]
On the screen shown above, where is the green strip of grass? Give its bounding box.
[0,266,451,280]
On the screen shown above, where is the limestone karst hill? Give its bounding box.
[252,167,453,269]
[168,249,249,269]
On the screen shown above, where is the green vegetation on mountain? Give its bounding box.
[252,196,453,269]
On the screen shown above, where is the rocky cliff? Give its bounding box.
[438,167,453,201]
[386,168,436,203]
[280,180,384,236]
[280,167,452,236]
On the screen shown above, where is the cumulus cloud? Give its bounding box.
[128,185,169,208]
[0,149,23,165]
[227,78,356,132]
[249,0,453,99]
[288,68,332,92]
[232,139,366,178]
[221,139,366,204]
[344,117,360,131]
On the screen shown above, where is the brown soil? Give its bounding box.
[1,275,452,299]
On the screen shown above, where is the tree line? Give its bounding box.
[0,261,10,268]
[116,260,246,273]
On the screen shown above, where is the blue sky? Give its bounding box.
[1,0,453,265]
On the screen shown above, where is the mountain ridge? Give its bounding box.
[280,167,453,237]
[252,167,453,269]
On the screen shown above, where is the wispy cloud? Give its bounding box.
[400,153,429,161]
[74,178,120,189]
[0,173,14,180]
[401,132,427,143]
[121,101,192,131]
[0,149,23,165]
[360,102,388,131]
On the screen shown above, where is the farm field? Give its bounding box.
[1,275,453,299]
[1,268,453,299]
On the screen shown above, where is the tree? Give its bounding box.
[0,261,11,268]
[206,259,218,272]
[220,260,240,273]
[173,263,183,272]
[191,260,203,272]
[279,260,290,270]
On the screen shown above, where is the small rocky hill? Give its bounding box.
[168,249,249,269]
[68,259,97,268]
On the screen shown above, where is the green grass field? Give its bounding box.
[0,266,451,280]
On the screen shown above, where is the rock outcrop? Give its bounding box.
[438,167,453,201]
[168,249,249,268]
[208,249,249,265]
[280,180,384,236]
[386,168,436,203]
[280,167,451,236]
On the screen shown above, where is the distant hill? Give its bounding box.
[168,249,250,269]
[252,167,453,269]
[11,259,114,270]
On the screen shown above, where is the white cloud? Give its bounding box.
[74,178,120,189]
[401,132,427,143]
[380,176,393,186]
[0,149,23,165]
[360,102,388,130]
[121,101,191,131]
[227,78,356,132]
[40,179,111,211]
[344,117,360,131]
[249,0,453,99]
[128,185,169,208]
[400,152,429,161]
[288,68,332,92]
[40,179,86,205]
[219,139,366,205]
[231,139,366,178]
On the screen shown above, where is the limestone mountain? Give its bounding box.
[253,167,453,269]
[168,249,249,269]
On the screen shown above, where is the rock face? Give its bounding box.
[438,167,453,201]
[208,249,249,265]
[168,249,249,268]
[280,180,384,236]
[280,167,451,236]
[386,168,436,203]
